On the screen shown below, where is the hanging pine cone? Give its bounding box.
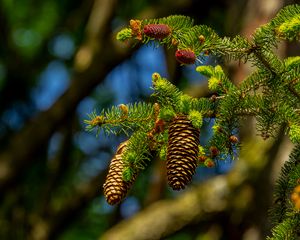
[166,115,200,190]
[175,49,196,65]
[103,141,137,205]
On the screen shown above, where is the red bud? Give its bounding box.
[198,155,207,163]
[209,146,219,157]
[175,49,196,64]
[143,24,171,39]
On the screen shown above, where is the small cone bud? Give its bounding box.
[130,19,142,40]
[210,94,217,102]
[153,102,160,118]
[198,155,207,163]
[171,38,179,46]
[167,115,200,190]
[175,49,196,65]
[118,104,128,119]
[291,185,300,210]
[210,146,219,158]
[204,158,215,168]
[229,135,238,143]
[130,20,141,31]
[198,35,205,44]
[103,141,137,205]
[143,24,171,39]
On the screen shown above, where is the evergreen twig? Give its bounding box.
[87,5,300,238]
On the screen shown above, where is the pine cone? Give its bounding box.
[167,115,200,190]
[103,141,136,205]
[143,24,171,39]
[175,49,196,65]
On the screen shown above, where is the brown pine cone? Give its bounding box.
[103,141,137,205]
[166,115,200,190]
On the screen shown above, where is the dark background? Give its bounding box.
[0,0,298,239]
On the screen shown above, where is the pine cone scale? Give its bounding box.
[103,141,137,205]
[166,115,200,190]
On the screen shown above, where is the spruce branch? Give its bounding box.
[125,15,194,45]
[151,72,182,108]
[84,102,154,135]
[176,24,220,57]
[196,65,236,94]
[239,69,270,93]
[250,48,284,76]
[216,35,252,61]
[268,145,300,239]
[86,6,300,237]
[108,4,300,173]
[272,4,300,41]
[268,217,300,240]
[122,130,153,181]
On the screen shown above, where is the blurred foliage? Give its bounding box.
[0,0,295,240]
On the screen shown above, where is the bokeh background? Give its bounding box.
[0,0,299,239]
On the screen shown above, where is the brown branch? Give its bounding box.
[37,122,74,215]
[27,171,106,240]
[252,49,279,76]
[287,79,300,101]
[0,0,120,193]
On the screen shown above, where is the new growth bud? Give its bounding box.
[204,158,215,168]
[198,35,205,44]
[118,104,128,119]
[291,185,300,210]
[130,19,142,40]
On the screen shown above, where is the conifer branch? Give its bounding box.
[87,5,300,236]
[268,145,300,239]
[85,102,155,135]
